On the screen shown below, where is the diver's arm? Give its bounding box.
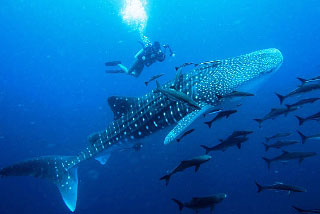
[163,44,174,56]
[135,40,148,59]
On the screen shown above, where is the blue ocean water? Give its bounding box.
[1,0,320,213]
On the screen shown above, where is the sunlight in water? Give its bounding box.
[121,0,148,34]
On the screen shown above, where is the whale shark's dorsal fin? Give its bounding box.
[108,96,140,120]
[164,105,212,144]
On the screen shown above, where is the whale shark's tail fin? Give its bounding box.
[0,156,79,212]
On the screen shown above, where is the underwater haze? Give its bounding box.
[1,0,320,213]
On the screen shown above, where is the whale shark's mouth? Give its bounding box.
[261,48,284,74]
[264,57,283,74]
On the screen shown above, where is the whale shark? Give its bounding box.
[0,48,283,212]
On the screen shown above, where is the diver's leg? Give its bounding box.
[132,66,144,77]
[105,63,129,74]
[117,64,129,73]
[128,60,144,77]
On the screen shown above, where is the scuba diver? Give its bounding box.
[105,41,174,77]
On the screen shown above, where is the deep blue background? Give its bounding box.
[1,0,320,213]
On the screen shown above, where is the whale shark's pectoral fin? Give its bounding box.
[164,105,212,144]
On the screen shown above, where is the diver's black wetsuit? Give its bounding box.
[105,41,173,77]
[129,43,166,77]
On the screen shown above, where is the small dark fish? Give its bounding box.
[172,193,227,213]
[285,98,320,109]
[293,206,320,213]
[297,75,320,86]
[201,131,252,154]
[204,110,237,128]
[175,62,195,71]
[236,103,242,107]
[201,136,249,154]
[265,132,292,142]
[202,108,222,117]
[296,111,320,126]
[254,107,298,128]
[176,129,195,142]
[262,150,317,169]
[216,91,254,100]
[297,131,320,144]
[263,140,298,152]
[228,130,253,139]
[160,155,211,186]
[145,73,165,86]
[275,83,320,104]
[120,143,144,152]
[255,181,306,193]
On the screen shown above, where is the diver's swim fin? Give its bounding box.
[105,70,125,74]
[105,61,122,66]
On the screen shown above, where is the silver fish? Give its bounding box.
[160,155,211,186]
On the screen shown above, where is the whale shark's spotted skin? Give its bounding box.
[85,48,283,155]
[0,48,283,212]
